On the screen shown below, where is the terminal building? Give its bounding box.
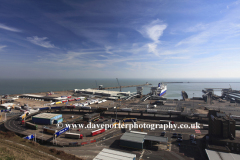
[207,110,240,153]
[32,113,63,125]
[93,148,136,160]
[208,110,235,139]
[120,131,168,150]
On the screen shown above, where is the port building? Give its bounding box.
[93,148,136,160]
[120,131,146,149]
[205,149,240,160]
[208,110,235,139]
[119,131,168,150]
[32,113,62,125]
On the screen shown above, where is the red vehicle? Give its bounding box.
[67,95,71,98]
[75,98,80,101]
[68,99,75,102]
[65,106,75,109]
[91,128,105,136]
[62,100,68,103]
[21,120,25,125]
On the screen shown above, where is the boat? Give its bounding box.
[151,83,167,96]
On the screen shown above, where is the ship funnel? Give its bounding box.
[158,83,161,87]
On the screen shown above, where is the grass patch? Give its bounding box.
[0,131,83,160]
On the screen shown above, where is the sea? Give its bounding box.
[1,78,240,99]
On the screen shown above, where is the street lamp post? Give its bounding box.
[193,93,194,108]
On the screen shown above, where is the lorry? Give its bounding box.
[91,128,105,136]
[65,132,83,139]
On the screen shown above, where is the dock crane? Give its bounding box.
[116,78,121,92]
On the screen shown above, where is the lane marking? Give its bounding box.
[139,149,145,159]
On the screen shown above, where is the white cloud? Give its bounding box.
[27,36,56,48]
[105,46,113,54]
[138,19,167,56]
[185,23,208,32]
[139,19,167,43]
[0,45,7,50]
[0,23,22,32]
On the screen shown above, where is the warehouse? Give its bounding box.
[93,148,136,160]
[205,149,240,160]
[120,131,146,149]
[32,113,62,125]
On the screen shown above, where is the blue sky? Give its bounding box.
[0,0,240,79]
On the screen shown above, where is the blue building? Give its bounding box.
[32,113,62,125]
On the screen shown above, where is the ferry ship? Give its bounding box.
[151,83,167,96]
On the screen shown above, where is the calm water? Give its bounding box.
[1,78,240,99]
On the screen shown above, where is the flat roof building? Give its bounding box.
[32,113,62,125]
[206,149,240,160]
[93,148,136,160]
[120,132,146,149]
[208,110,235,139]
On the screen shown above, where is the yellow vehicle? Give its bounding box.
[19,114,26,120]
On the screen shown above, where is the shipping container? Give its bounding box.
[65,132,83,139]
[55,101,62,104]
[25,122,38,130]
[91,128,105,136]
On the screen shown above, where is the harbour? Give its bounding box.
[2,81,240,160]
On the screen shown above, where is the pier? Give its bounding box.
[95,83,151,90]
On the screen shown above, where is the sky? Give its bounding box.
[0,0,240,79]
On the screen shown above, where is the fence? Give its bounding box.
[54,129,122,147]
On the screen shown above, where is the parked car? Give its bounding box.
[190,134,195,140]
[176,138,183,142]
[161,132,166,136]
[191,140,197,144]
[178,134,182,138]
[172,133,177,138]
